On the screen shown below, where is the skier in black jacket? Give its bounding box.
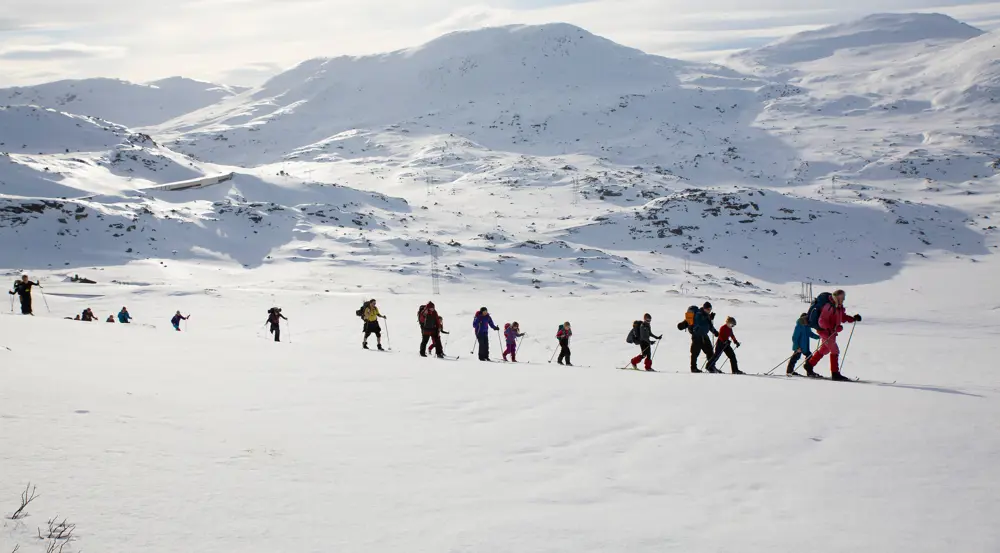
[630,314,662,371]
[9,275,40,315]
[266,307,288,342]
[689,302,720,373]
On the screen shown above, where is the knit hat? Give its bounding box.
[703,302,713,310]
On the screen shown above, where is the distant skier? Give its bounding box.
[265,307,286,341]
[804,290,861,381]
[172,311,189,331]
[629,314,661,371]
[787,313,819,376]
[118,306,132,324]
[81,308,97,322]
[681,302,719,373]
[9,275,40,315]
[418,302,446,358]
[556,322,572,366]
[106,315,116,323]
[473,307,499,361]
[502,322,525,362]
[360,299,387,351]
[710,316,744,374]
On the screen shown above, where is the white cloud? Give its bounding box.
[0,0,998,86]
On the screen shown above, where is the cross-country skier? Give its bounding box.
[687,302,720,373]
[804,290,861,381]
[787,313,819,376]
[106,315,115,323]
[556,322,573,366]
[172,311,189,331]
[473,307,499,361]
[361,299,387,351]
[9,275,40,315]
[710,316,744,374]
[419,302,446,358]
[81,308,97,322]
[118,306,132,324]
[502,322,525,362]
[265,307,286,341]
[630,314,661,371]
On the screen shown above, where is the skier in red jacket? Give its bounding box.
[805,290,861,381]
[710,316,744,374]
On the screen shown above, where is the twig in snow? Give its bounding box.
[11,545,20,553]
[37,517,75,541]
[9,483,38,520]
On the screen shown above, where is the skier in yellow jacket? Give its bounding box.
[362,299,387,351]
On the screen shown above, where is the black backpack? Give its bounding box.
[356,300,371,318]
[626,320,642,343]
[807,292,833,331]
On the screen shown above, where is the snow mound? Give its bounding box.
[730,13,983,72]
[0,77,244,127]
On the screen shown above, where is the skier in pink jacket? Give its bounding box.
[804,290,861,381]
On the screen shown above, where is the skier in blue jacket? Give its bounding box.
[472,307,499,361]
[118,306,132,324]
[787,313,819,375]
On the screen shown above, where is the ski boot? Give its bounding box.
[377,344,385,351]
[831,371,851,382]
[731,368,745,375]
[363,342,370,350]
[691,367,703,373]
[803,361,822,378]
[707,366,723,374]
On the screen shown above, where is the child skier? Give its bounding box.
[630,314,662,371]
[788,313,819,376]
[361,299,387,351]
[472,307,499,361]
[556,322,572,366]
[502,322,525,362]
[710,316,744,374]
[172,311,189,331]
[265,307,286,341]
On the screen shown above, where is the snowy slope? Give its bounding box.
[0,77,245,127]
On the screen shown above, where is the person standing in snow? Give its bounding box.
[710,316,744,374]
[556,322,573,366]
[687,302,720,373]
[787,313,819,376]
[630,314,661,371]
[265,307,286,341]
[804,290,861,381]
[118,306,132,324]
[172,311,190,331]
[473,307,499,361]
[502,322,525,362]
[419,302,446,358]
[9,275,40,315]
[361,299,387,351]
[81,308,97,322]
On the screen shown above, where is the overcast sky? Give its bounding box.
[1,0,998,87]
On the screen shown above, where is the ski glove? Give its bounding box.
[853,314,862,322]
[735,342,741,348]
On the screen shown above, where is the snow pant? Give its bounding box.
[421,332,443,357]
[787,351,810,374]
[807,331,839,374]
[477,333,491,360]
[631,340,653,370]
[18,293,31,315]
[557,338,571,365]
[711,341,738,373]
[363,320,382,344]
[503,341,517,362]
[173,323,181,331]
[690,334,715,371]
[270,323,281,342]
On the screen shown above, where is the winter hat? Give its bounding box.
[644,313,652,321]
[426,301,435,308]
[703,302,713,310]
[480,307,488,313]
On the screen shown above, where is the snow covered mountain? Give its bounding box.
[0,77,246,128]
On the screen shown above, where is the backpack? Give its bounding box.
[807,292,833,331]
[626,320,642,343]
[418,304,427,324]
[356,300,371,318]
[678,306,698,330]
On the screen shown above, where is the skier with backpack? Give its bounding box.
[804,290,861,381]
[502,322,525,362]
[787,313,819,376]
[678,302,719,373]
[418,302,447,358]
[710,316,744,374]
[628,314,662,371]
[472,307,499,361]
[172,311,190,331]
[81,308,97,322]
[556,322,572,366]
[265,307,286,341]
[9,275,40,315]
[358,299,387,351]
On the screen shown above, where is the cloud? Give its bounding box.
[0,42,125,61]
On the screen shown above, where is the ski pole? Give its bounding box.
[286,321,292,343]
[8,294,12,313]
[39,287,50,313]
[548,344,559,363]
[839,323,857,372]
[384,318,391,350]
[496,329,504,356]
[515,335,524,356]
[764,353,797,375]
[470,336,478,355]
[794,333,835,373]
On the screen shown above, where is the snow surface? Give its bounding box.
[2,12,1000,553]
